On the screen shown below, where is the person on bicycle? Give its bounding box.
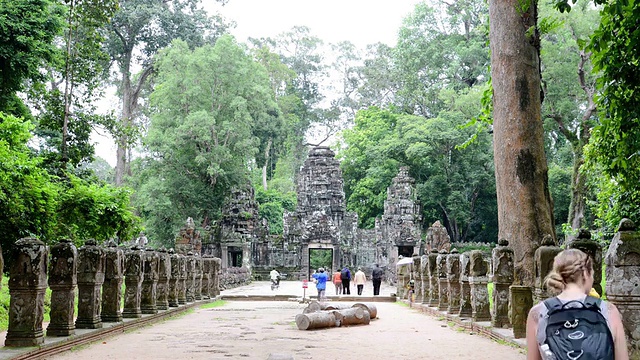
[270,268,281,287]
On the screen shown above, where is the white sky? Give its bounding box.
[93,0,421,166]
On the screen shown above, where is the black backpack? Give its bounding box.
[543,296,614,360]
[340,269,350,280]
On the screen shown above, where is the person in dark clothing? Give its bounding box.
[340,266,351,295]
[372,264,383,296]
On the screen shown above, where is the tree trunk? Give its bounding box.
[352,303,377,319]
[566,154,586,242]
[295,312,338,330]
[262,138,272,191]
[115,65,132,186]
[331,307,370,326]
[490,0,555,286]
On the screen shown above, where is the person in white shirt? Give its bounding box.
[353,267,367,295]
[269,268,280,287]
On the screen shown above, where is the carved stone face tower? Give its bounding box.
[377,166,422,283]
[284,147,359,278]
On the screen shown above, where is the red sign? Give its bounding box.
[302,279,308,288]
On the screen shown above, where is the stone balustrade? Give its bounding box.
[4,239,223,347]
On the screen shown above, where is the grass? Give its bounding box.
[199,300,226,309]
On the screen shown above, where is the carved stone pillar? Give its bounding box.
[568,229,603,296]
[605,218,640,356]
[412,255,422,303]
[178,254,187,304]
[420,255,429,305]
[156,248,171,310]
[75,239,105,329]
[5,237,48,346]
[141,249,159,314]
[102,240,124,322]
[446,249,461,313]
[212,257,221,297]
[202,256,212,300]
[47,239,77,336]
[168,249,180,307]
[509,285,533,339]
[458,252,472,317]
[123,246,144,318]
[469,250,490,322]
[427,249,439,307]
[185,252,197,302]
[491,239,514,328]
[194,255,203,300]
[533,235,561,303]
[437,250,449,311]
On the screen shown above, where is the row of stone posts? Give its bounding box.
[404,218,640,357]
[5,238,221,347]
[406,238,559,339]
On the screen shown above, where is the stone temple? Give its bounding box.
[202,146,424,283]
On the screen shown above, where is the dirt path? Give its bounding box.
[49,300,526,360]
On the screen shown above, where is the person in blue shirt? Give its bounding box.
[312,267,329,301]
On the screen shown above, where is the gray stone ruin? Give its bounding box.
[185,252,196,302]
[469,250,491,322]
[412,255,422,302]
[427,249,440,307]
[533,235,561,303]
[605,218,640,357]
[446,249,461,314]
[76,239,105,329]
[123,246,145,318]
[47,239,77,336]
[568,229,603,296]
[156,248,171,310]
[102,240,124,322]
[420,255,429,305]
[458,251,473,318]
[4,237,223,349]
[194,256,203,300]
[178,253,188,304]
[426,220,451,253]
[6,237,48,346]
[141,248,160,314]
[437,250,449,311]
[168,249,181,307]
[491,239,513,328]
[509,285,533,339]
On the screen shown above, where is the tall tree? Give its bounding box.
[34,0,118,173]
[0,0,64,116]
[539,2,600,240]
[490,0,556,285]
[138,36,277,244]
[105,0,229,185]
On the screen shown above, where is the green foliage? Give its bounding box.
[548,163,572,239]
[584,0,640,228]
[56,175,140,244]
[309,249,333,271]
[0,0,65,115]
[134,35,279,245]
[338,101,497,243]
[0,113,59,257]
[200,300,227,309]
[255,188,296,234]
[0,276,8,332]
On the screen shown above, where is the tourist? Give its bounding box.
[340,266,352,295]
[312,267,329,301]
[525,249,628,360]
[354,267,366,295]
[332,269,342,295]
[372,264,383,296]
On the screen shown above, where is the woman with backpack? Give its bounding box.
[526,249,629,360]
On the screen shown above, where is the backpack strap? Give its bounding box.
[583,295,602,310]
[543,296,564,314]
